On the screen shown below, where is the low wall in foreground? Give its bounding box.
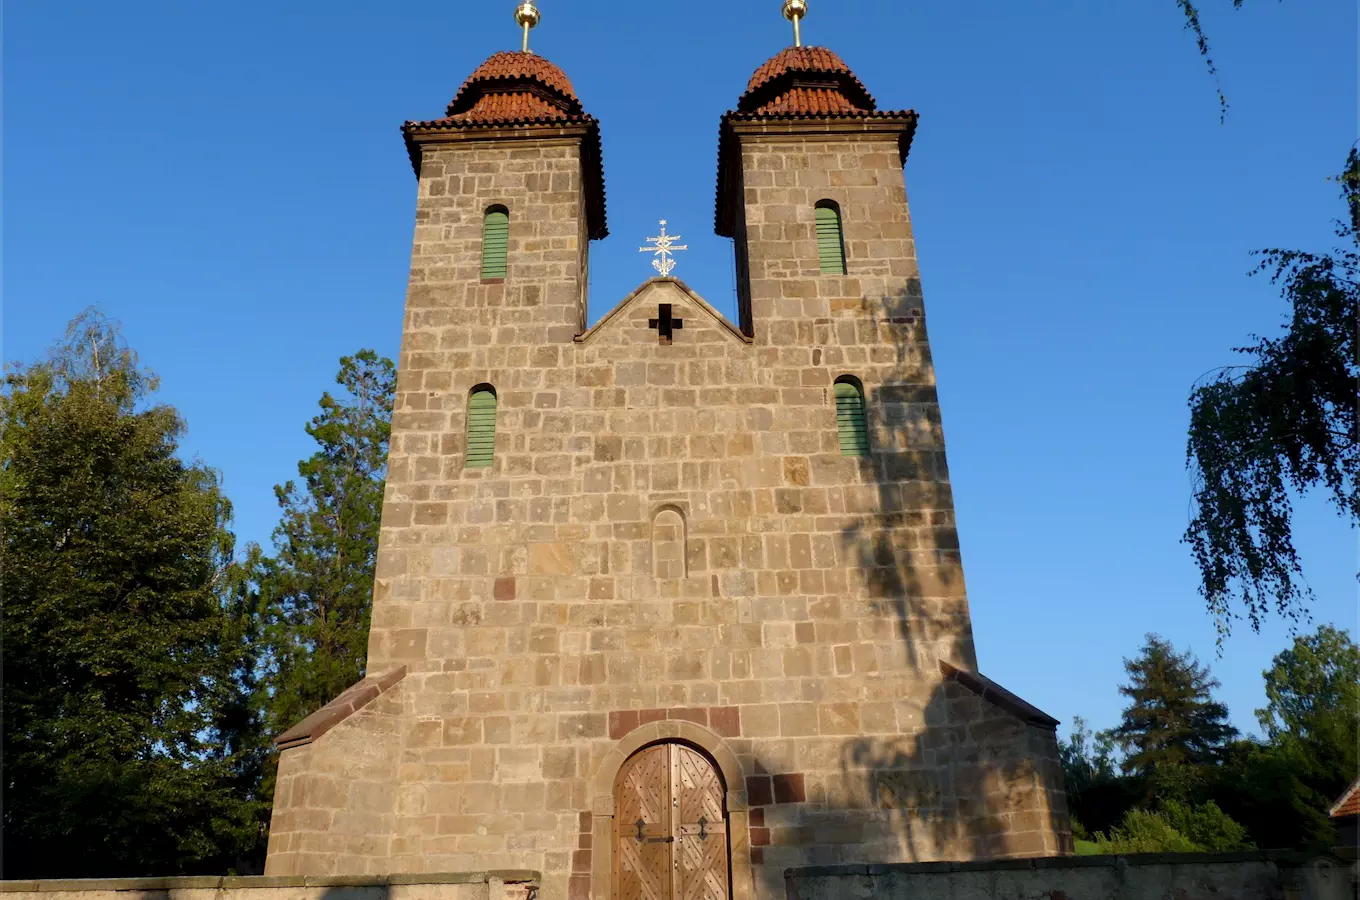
[0,873,537,900]
[783,851,1356,900]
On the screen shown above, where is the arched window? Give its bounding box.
[481,206,509,280]
[465,386,497,468]
[834,377,868,457]
[815,201,846,275]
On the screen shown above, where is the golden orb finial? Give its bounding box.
[514,1,541,53]
[781,0,808,47]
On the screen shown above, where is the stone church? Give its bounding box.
[263,4,1072,898]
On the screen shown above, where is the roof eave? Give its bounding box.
[400,117,608,240]
[713,111,919,239]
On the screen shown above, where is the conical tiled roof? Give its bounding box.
[402,51,607,239]
[737,46,876,116]
[444,51,583,123]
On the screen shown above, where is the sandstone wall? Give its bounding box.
[264,129,1071,899]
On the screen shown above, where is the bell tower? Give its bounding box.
[263,2,1072,894]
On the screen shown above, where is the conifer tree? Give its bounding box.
[249,350,395,739]
[1111,634,1238,779]
[0,311,266,876]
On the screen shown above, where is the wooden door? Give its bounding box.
[614,743,730,900]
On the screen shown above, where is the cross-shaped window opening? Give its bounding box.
[648,303,684,345]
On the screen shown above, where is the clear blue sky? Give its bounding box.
[6,0,1355,742]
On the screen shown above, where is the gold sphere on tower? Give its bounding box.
[514,1,541,29]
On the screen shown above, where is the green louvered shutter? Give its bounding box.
[466,390,497,468]
[481,210,509,280]
[834,381,868,457]
[815,205,846,274]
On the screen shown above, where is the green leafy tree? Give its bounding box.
[1185,152,1359,637]
[1240,625,1358,846]
[1111,635,1238,780]
[0,311,266,876]
[250,350,395,740]
[1060,717,1138,837]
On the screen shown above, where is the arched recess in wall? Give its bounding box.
[465,384,497,469]
[814,200,847,274]
[652,506,686,579]
[481,205,509,281]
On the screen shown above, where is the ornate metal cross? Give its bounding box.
[639,219,688,278]
[648,303,683,345]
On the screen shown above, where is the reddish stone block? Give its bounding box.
[746,775,773,806]
[750,827,770,846]
[579,810,592,831]
[638,708,666,726]
[749,847,764,865]
[568,875,591,900]
[579,832,592,849]
[493,577,516,601]
[668,707,707,726]
[572,848,591,872]
[708,706,741,737]
[749,807,764,826]
[609,709,638,740]
[773,772,806,804]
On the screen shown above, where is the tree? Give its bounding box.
[249,350,395,740]
[0,311,266,876]
[1059,717,1139,837]
[1254,625,1359,836]
[1111,635,1238,779]
[1185,152,1359,637]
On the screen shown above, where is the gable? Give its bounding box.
[576,278,750,348]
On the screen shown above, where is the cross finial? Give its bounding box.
[514,1,541,53]
[782,0,808,47]
[639,220,689,278]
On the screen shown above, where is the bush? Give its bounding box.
[1095,808,1201,853]
[1161,799,1254,851]
[1092,802,1254,854]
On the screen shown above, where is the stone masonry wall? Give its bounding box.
[783,851,1356,900]
[264,130,1071,899]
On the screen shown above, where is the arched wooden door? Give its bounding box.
[614,742,730,900]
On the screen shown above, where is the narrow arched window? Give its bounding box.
[481,206,509,280]
[815,201,846,275]
[466,386,497,468]
[834,378,868,457]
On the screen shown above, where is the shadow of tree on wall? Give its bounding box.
[738,283,1072,900]
[746,284,1072,897]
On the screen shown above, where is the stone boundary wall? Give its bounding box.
[0,873,538,900]
[783,851,1357,900]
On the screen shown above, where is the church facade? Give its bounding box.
[263,19,1072,900]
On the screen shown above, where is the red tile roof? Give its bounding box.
[449,51,579,110]
[736,46,877,116]
[1331,778,1360,818]
[401,51,606,238]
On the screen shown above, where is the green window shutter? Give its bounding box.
[481,210,509,280]
[834,381,868,457]
[466,390,497,468]
[815,205,846,274]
